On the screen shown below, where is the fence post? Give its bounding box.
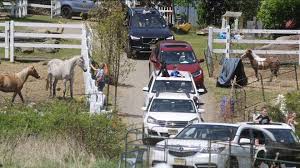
[51,0,53,19]
[9,21,14,62]
[225,25,231,58]
[5,21,9,60]
[208,27,213,77]
[259,73,266,102]
[295,64,299,90]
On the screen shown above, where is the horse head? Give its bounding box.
[240,49,253,60]
[76,56,87,72]
[28,66,40,79]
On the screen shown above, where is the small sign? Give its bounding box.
[168,129,178,135]
[174,158,186,165]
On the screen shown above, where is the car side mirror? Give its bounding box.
[197,88,205,93]
[141,106,147,111]
[143,87,149,92]
[198,59,205,63]
[239,138,251,145]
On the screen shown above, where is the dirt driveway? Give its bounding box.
[117,57,219,127]
[0,62,84,104]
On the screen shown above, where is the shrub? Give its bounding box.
[0,100,126,160]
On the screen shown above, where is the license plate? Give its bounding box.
[168,129,178,135]
[174,158,186,165]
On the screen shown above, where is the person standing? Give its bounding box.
[157,62,170,77]
[287,112,298,132]
[91,63,106,92]
[255,107,271,124]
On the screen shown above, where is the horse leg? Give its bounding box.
[18,91,24,103]
[63,79,67,98]
[11,92,17,103]
[70,79,74,98]
[255,68,259,81]
[53,79,58,97]
[49,75,53,97]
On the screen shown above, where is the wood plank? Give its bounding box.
[213,49,299,55]
[15,33,81,39]
[28,3,52,9]
[214,39,299,45]
[14,22,83,29]
[14,43,82,49]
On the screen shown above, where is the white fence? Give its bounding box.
[157,7,174,24]
[208,26,300,64]
[0,21,104,113]
[2,0,61,18]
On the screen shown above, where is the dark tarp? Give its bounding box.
[217,58,247,87]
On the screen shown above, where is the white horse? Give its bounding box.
[46,55,87,98]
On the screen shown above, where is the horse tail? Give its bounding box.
[46,74,50,91]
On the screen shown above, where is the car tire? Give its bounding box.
[148,63,153,77]
[61,6,72,19]
[225,157,239,168]
[126,43,133,58]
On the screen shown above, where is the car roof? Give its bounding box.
[130,7,160,15]
[190,122,239,127]
[239,122,293,130]
[154,92,192,100]
[153,70,193,81]
[159,40,193,51]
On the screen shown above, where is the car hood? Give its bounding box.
[166,63,201,73]
[157,139,225,149]
[148,112,198,122]
[130,28,172,38]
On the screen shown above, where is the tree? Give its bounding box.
[258,0,300,29]
[88,1,134,110]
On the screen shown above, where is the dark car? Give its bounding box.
[126,7,174,58]
[149,40,205,89]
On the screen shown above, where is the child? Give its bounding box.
[91,63,106,92]
[254,107,271,124]
[287,112,298,132]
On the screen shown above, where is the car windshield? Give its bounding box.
[151,80,195,94]
[161,51,196,64]
[176,125,238,141]
[266,129,299,143]
[131,13,166,28]
[149,99,196,113]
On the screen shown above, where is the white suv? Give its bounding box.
[143,70,204,107]
[151,122,280,168]
[142,92,204,143]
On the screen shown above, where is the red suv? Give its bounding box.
[149,40,205,89]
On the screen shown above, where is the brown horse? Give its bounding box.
[0,66,40,103]
[240,49,280,82]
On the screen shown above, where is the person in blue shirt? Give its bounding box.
[91,63,106,91]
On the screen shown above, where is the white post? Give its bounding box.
[221,17,226,29]
[51,0,53,19]
[4,21,9,60]
[81,24,90,96]
[208,27,213,56]
[299,37,300,65]
[225,25,231,58]
[234,18,239,30]
[10,21,14,62]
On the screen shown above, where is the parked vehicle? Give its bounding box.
[60,0,95,19]
[149,40,205,89]
[126,7,174,58]
[142,92,204,144]
[151,122,278,168]
[143,70,204,107]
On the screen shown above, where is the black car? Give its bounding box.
[126,7,174,58]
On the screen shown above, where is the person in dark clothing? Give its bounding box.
[255,107,271,124]
[157,62,170,77]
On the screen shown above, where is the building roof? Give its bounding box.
[223,11,242,18]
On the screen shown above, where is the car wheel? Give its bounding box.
[61,6,72,19]
[148,63,153,77]
[82,13,88,20]
[225,157,239,168]
[126,43,133,58]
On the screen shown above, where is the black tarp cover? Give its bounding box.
[217,58,247,87]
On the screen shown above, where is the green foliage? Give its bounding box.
[258,0,300,29]
[0,101,126,159]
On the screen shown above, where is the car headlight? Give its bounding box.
[147,116,158,124]
[155,144,166,151]
[199,147,225,154]
[166,36,174,40]
[192,70,202,77]
[189,118,199,124]
[130,35,140,40]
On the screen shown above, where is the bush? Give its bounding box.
[0,101,126,160]
[258,0,300,29]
